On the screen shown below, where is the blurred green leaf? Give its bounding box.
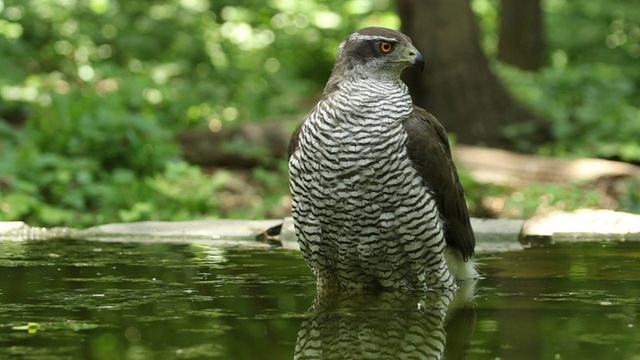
[1,0,638,227]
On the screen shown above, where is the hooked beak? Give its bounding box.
[407,46,425,71]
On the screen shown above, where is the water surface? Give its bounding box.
[0,239,638,359]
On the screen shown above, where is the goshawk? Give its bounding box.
[288,27,476,291]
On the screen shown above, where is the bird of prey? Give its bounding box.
[288,27,476,291]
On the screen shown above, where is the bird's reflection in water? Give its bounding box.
[294,280,477,360]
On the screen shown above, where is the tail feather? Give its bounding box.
[444,247,479,280]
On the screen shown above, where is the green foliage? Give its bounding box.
[24,89,177,176]
[0,0,397,129]
[487,0,640,162]
[498,63,640,162]
[119,162,232,223]
[1,0,639,227]
[490,182,603,219]
[617,177,640,214]
[0,87,192,227]
[480,0,640,216]
[545,0,640,65]
[457,166,606,219]
[0,153,233,227]
[0,0,397,227]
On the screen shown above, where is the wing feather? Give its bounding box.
[403,106,475,260]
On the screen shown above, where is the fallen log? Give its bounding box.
[176,120,294,168]
[176,122,640,185]
[454,146,640,186]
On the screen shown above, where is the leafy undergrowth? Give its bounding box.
[2,0,640,227]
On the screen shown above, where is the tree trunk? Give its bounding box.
[396,0,550,150]
[497,0,546,70]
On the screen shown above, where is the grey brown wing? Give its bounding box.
[403,106,475,260]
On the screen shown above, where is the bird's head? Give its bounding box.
[333,27,424,81]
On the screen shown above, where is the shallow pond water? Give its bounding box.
[0,239,638,359]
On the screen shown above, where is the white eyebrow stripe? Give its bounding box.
[348,34,399,43]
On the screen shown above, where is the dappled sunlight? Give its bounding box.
[0,0,638,228]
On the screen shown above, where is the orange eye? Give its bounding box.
[380,41,393,53]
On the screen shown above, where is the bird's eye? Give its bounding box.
[380,41,394,53]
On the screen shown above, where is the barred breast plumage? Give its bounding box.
[294,290,462,359]
[288,27,477,291]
